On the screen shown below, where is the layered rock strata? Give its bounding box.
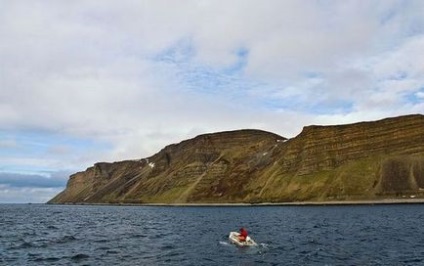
[49,114,424,204]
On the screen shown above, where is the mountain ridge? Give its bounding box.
[49,114,424,204]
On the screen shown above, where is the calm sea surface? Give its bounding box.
[1,204,424,265]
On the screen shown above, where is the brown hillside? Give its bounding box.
[49,114,424,204]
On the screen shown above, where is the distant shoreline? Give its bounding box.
[47,198,424,207]
[141,198,424,207]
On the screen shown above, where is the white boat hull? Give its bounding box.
[228,231,257,247]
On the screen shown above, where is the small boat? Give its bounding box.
[228,231,257,247]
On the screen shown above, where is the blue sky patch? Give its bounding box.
[403,89,424,105]
[0,172,68,188]
[152,37,195,64]
[0,129,111,176]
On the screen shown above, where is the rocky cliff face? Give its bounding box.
[252,114,424,202]
[49,114,424,204]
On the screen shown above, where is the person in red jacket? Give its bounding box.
[239,227,248,242]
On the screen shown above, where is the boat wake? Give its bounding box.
[219,241,231,246]
[220,238,269,253]
[259,243,269,249]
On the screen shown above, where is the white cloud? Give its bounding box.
[0,185,63,203]
[0,1,424,203]
[0,139,18,148]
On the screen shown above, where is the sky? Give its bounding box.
[1,0,424,203]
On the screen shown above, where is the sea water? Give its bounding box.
[1,204,424,265]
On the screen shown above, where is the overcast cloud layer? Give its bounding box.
[1,0,423,202]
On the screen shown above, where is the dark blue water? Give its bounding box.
[1,204,424,265]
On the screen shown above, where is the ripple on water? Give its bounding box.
[47,225,58,230]
[71,253,90,261]
[3,204,424,265]
[131,233,147,239]
[31,257,62,263]
[106,250,120,254]
[54,235,77,244]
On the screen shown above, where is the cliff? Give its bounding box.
[49,114,424,204]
